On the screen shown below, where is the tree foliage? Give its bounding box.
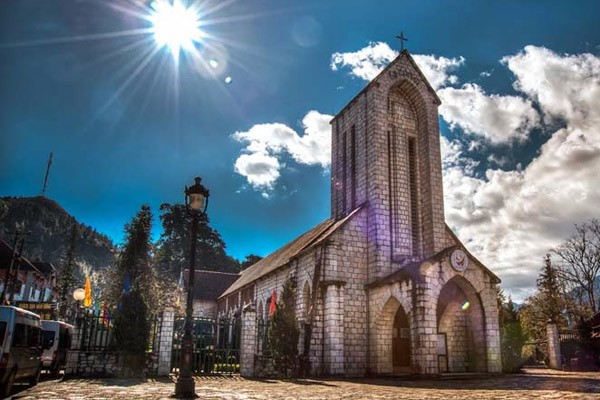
[240,254,263,271]
[57,224,80,318]
[154,203,239,282]
[267,276,300,376]
[112,205,156,376]
[499,290,525,372]
[553,218,600,315]
[520,255,572,343]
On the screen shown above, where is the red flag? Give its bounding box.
[268,290,277,317]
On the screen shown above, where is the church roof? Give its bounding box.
[367,225,501,289]
[183,269,240,301]
[220,206,363,298]
[330,50,441,124]
[444,224,501,284]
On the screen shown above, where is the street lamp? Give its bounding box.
[175,176,209,399]
[73,288,85,302]
[73,288,85,327]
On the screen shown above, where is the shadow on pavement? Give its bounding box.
[346,372,600,395]
[6,372,61,400]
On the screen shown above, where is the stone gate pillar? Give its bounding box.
[323,282,345,375]
[240,303,257,377]
[547,321,562,370]
[157,307,175,376]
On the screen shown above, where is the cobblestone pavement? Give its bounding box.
[6,369,600,400]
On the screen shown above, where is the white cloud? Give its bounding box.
[411,54,465,90]
[233,111,333,192]
[233,153,280,190]
[443,46,600,301]
[331,42,396,82]
[330,41,464,90]
[503,45,600,126]
[438,83,540,144]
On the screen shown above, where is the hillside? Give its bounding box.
[0,196,116,270]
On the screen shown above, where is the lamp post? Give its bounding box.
[73,288,85,326]
[175,176,209,398]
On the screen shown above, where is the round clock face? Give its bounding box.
[450,249,468,272]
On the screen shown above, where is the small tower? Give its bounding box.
[330,50,446,279]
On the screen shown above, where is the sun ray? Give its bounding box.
[93,44,162,123]
[0,28,153,49]
[79,36,156,73]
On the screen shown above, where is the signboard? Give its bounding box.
[15,302,55,320]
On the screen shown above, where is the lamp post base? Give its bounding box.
[174,376,197,398]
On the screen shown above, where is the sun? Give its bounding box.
[148,0,204,61]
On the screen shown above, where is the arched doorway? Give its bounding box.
[392,306,411,372]
[436,276,487,372]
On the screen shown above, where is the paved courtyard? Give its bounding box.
[6,369,600,400]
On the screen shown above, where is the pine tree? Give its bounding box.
[154,203,239,282]
[112,205,154,377]
[57,224,79,320]
[499,293,525,372]
[267,276,300,376]
[537,254,566,324]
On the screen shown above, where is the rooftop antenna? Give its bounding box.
[41,152,53,197]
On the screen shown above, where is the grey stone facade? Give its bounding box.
[222,51,502,377]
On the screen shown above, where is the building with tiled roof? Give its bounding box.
[214,50,502,377]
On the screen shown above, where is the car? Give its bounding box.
[41,320,74,376]
[0,306,44,397]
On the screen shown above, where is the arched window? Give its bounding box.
[303,282,311,321]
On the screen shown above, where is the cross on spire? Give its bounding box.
[396,31,409,52]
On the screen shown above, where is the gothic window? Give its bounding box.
[350,125,357,208]
[408,136,420,256]
[342,130,347,213]
[303,282,311,320]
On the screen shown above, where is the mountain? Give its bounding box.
[0,196,116,270]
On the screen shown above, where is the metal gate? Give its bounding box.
[171,316,241,375]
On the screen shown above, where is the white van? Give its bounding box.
[0,306,43,397]
[41,320,74,375]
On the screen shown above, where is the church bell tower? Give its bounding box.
[330,49,446,279]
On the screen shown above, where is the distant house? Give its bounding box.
[0,239,57,318]
[181,269,239,319]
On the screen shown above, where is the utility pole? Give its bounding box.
[41,152,53,197]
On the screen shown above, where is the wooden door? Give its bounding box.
[392,307,410,368]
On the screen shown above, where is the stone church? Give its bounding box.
[218,49,502,376]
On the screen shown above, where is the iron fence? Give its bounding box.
[171,316,241,375]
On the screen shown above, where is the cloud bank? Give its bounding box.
[233,42,600,300]
[233,110,332,193]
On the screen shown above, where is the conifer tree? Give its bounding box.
[112,205,154,377]
[499,293,525,372]
[537,254,567,324]
[267,276,300,376]
[57,224,79,320]
[154,203,239,282]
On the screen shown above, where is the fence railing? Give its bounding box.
[171,316,241,375]
[73,308,163,353]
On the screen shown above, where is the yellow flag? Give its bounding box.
[84,276,93,308]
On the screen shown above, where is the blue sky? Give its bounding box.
[1,0,599,300]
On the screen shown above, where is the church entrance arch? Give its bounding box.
[392,306,410,371]
[436,276,487,373]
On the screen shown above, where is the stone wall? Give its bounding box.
[65,308,175,378]
[193,299,217,319]
[64,349,119,378]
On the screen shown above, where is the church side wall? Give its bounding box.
[326,209,369,377]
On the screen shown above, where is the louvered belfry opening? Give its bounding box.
[408,136,420,257]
